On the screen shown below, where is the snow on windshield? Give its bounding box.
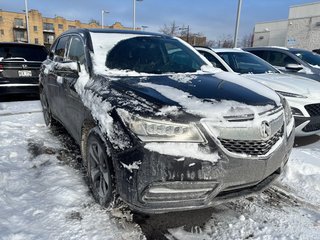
[90,32,218,77]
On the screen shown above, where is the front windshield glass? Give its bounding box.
[105,36,205,74]
[291,50,320,66]
[216,52,278,74]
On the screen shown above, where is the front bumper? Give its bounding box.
[285,97,320,136]
[112,126,295,214]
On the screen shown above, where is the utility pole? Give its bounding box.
[133,0,143,30]
[233,0,242,48]
[24,0,30,43]
[101,10,109,29]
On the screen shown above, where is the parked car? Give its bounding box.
[0,42,48,100]
[195,47,320,137]
[244,46,320,81]
[40,29,294,214]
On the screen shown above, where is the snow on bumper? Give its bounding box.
[112,129,294,214]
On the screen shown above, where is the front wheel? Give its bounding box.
[39,88,56,127]
[86,128,114,207]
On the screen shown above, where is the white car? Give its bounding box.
[196,47,320,137]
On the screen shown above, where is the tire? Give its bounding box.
[39,88,56,127]
[86,127,114,207]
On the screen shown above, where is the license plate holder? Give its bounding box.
[18,70,32,77]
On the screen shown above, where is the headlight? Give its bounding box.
[117,109,204,142]
[283,98,293,126]
[276,91,307,98]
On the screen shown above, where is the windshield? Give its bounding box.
[104,36,205,74]
[0,44,48,61]
[216,51,278,74]
[291,50,320,66]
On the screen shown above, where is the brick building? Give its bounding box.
[0,9,131,48]
[253,1,320,50]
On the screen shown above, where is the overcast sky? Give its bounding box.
[1,0,316,41]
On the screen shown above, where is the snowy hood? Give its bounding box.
[243,73,320,98]
[99,72,281,111]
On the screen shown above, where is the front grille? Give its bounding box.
[303,122,320,132]
[218,127,283,156]
[305,104,320,117]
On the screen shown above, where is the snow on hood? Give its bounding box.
[139,82,274,121]
[243,73,320,97]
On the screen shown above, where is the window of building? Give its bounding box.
[0,16,3,23]
[58,24,63,30]
[13,30,26,42]
[14,18,24,27]
[43,33,55,44]
[33,26,38,32]
[43,23,54,31]
[68,25,76,29]
[0,29,4,35]
[35,38,39,44]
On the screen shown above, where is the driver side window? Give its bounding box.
[53,36,69,62]
[268,51,297,67]
[67,36,86,65]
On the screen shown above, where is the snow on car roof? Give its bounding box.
[213,48,245,53]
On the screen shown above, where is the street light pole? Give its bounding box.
[24,0,30,43]
[133,0,143,30]
[233,0,242,48]
[101,10,109,29]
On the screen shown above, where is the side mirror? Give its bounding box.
[54,61,80,78]
[285,63,303,72]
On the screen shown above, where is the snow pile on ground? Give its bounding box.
[279,140,320,206]
[0,102,144,240]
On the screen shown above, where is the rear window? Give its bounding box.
[0,44,48,61]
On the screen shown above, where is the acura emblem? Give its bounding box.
[260,121,271,139]
[22,64,28,69]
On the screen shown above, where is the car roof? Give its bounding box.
[0,42,46,48]
[62,28,170,38]
[213,48,245,53]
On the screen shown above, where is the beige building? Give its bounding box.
[253,1,320,50]
[0,9,132,48]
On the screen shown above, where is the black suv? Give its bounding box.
[244,47,320,81]
[39,29,294,213]
[0,42,48,100]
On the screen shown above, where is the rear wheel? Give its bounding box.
[86,128,114,207]
[39,88,56,127]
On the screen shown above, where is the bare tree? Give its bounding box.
[89,19,100,25]
[240,33,253,47]
[159,21,179,36]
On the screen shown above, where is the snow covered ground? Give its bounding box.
[0,100,319,240]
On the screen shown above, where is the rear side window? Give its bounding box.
[0,44,48,61]
[54,36,69,61]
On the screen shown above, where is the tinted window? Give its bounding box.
[249,50,268,60]
[217,52,277,74]
[0,44,48,61]
[67,36,85,64]
[268,51,297,67]
[291,50,320,66]
[54,36,69,60]
[106,37,205,74]
[198,50,227,71]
